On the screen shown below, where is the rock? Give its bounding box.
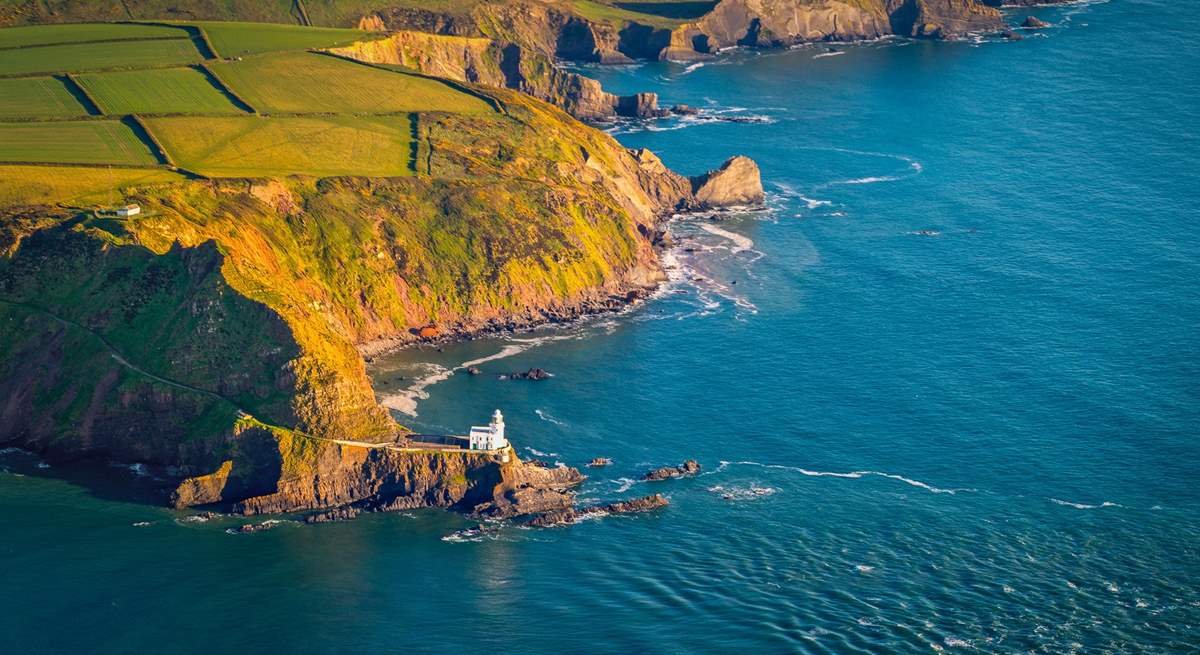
[418,324,439,339]
[587,457,612,467]
[643,459,701,481]
[1021,16,1050,29]
[233,520,283,534]
[670,104,701,116]
[615,92,668,118]
[528,494,669,527]
[305,506,361,523]
[1001,29,1023,41]
[689,156,765,209]
[506,367,553,381]
[466,366,482,376]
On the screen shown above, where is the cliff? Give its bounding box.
[326,32,663,121]
[0,83,751,517]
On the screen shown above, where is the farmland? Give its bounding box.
[0,120,161,165]
[0,38,202,76]
[208,51,493,114]
[76,67,245,115]
[196,21,377,57]
[145,115,414,177]
[0,18,504,202]
[0,77,88,118]
[0,22,188,48]
[0,164,186,206]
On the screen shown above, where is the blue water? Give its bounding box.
[3,1,1199,652]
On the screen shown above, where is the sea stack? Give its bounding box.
[690,156,765,209]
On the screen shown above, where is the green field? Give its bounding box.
[0,120,161,165]
[209,51,494,114]
[196,21,376,57]
[144,115,414,177]
[0,164,186,206]
[0,38,202,76]
[77,67,245,115]
[0,22,190,48]
[0,77,88,118]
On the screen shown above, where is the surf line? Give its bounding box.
[716,460,974,495]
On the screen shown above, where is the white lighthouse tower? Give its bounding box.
[469,409,508,451]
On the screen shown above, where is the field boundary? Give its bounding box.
[293,0,313,27]
[190,64,255,113]
[61,73,105,115]
[200,62,258,113]
[0,160,171,170]
[125,114,175,167]
[313,50,506,115]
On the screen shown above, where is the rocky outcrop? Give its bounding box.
[527,493,669,527]
[1021,16,1050,29]
[690,156,765,209]
[643,460,703,481]
[885,0,1004,39]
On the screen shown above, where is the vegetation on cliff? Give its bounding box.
[0,17,706,515]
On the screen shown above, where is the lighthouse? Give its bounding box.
[468,409,508,451]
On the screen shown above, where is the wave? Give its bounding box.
[611,477,637,493]
[716,460,971,494]
[132,521,154,527]
[534,409,568,427]
[813,51,845,59]
[524,447,560,459]
[1049,498,1123,509]
[838,175,903,185]
[707,484,777,501]
[699,223,755,253]
[379,362,452,417]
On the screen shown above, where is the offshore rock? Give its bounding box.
[643,460,702,481]
[527,493,669,527]
[305,506,362,523]
[1022,16,1050,29]
[690,156,765,209]
[505,367,552,380]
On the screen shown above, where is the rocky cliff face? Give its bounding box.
[329,31,663,121]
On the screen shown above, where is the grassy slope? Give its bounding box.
[209,51,492,114]
[0,164,186,205]
[0,21,188,46]
[145,114,414,176]
[77,67,245,114]
[0,37,201,75]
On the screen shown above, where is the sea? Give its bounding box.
[2,1,1197,652]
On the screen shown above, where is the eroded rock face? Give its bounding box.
[885,0,1003,39]
[690,156,765,209]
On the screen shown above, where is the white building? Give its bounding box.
[468,409,508,451]
[116,204,141,217]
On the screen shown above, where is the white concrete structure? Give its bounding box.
[469,409,508,451]
[116,204,141,217]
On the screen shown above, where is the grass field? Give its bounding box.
[0,22,190,48]
[0,77,88,118]
[0,120,161,165]
[196,21,376,57]
[0,38,202,76]
[144,115,414,177]
[77,67,245,115]
[0,164,186,206]
[209,51,493,114]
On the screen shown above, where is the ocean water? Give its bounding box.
[3,1,1199,652]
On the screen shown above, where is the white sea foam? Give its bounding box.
[36,462,50,469]
[524,447,560,459]
[718,460,971,494]
[534,409,568,427]
[855,564,875,573]
[699,223,755,253]
[127,463,150,477]
[680,61,706,75]
[813,51,845,59]
[0,447,29,455]
[612,477,637,493]
[1049,498,1123,509]
[132,521,153,527]
[839,175,903,185]
[799,195,833,209]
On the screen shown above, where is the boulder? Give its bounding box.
[587,457,613,467]
[1021,16,1050,29]
[670,104,701,116]
[465,366,482,376]
[506,367,553,380]
[689,156,765,209]
[418,325,439,338]
[643,459,701,481]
